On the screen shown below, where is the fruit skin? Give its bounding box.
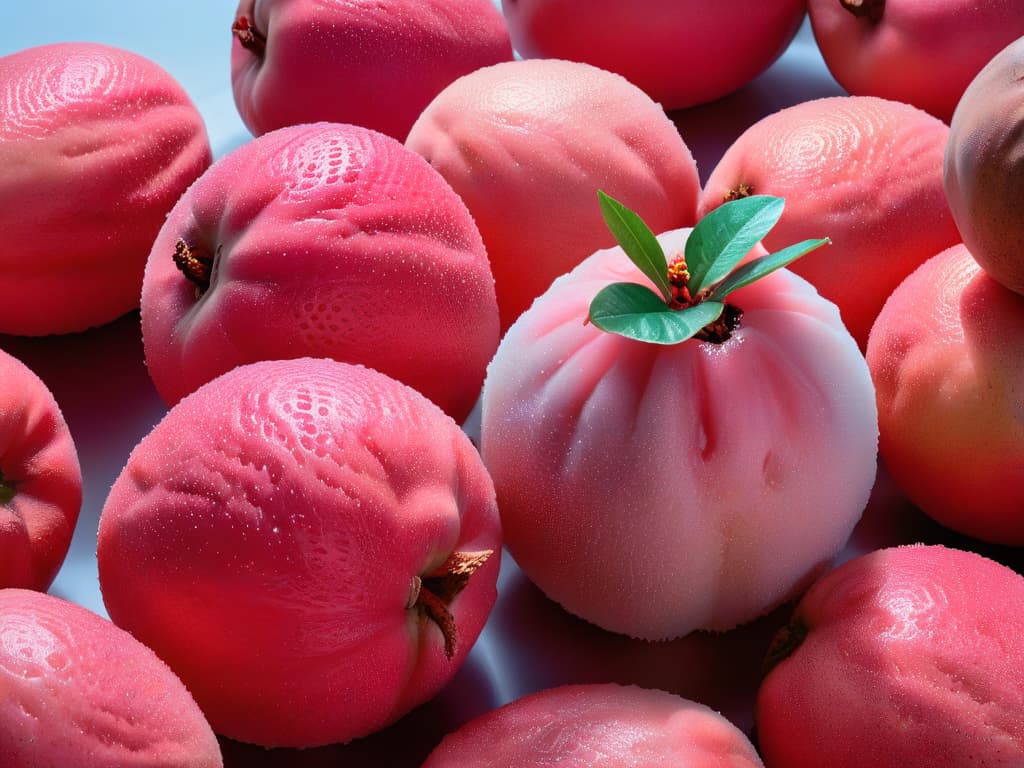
[480,228,878,641]
[0,42,212,336]
[501,0,805,110]
[422,683,764,767]
[140,122,499,424]
[866,243,1024,545]
[406,58,700,331]
[98,358,501,748]
[944,35,1024,296]
[0,348,81,591]
[700,95,960,349]
[807,0,1024,123]
[757,544,1024,767]
[230,0,513,141]
[0,588,223,768]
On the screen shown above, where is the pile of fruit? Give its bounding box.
[2,1,1024,766]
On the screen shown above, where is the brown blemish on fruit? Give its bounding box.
[409,549,493,660]
[233,14,267,55]
[762,616,808,678]
[173,239,215,295]
[724,183,754,202]
[841,0,884,23]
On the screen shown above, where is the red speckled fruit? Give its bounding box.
[0,588,222,768]
[757,545,1024,767]
[0,42,211,336]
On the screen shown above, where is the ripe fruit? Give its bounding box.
[98,358,501,748]
[422,683,764,767]
[0,348,81,591]
[0,588,222,767]
[700,95,959,349]
[757,544,1024,767]
[807,0,1024,122]
[501,0,806,110]
[230,0,513,141]
[944,35,1024,296]
[406,58,700,330]
[140,121,499,423]
[866,243,1024,545]
[0,42,211,336]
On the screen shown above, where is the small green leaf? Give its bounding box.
[711,238,831,301]
[597,190,673,302]
[685,195,786,294]
[588,282,725,344]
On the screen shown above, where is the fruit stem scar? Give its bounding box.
[0,470,15,504]
[411,549,494,660]
[724,183,754,202]
[173,239,215,295]
[840,0,884,22]
[233,13,267,55]
[762,616,808,678]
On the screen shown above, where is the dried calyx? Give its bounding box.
[173,239,218,297]
[408,549,493,660]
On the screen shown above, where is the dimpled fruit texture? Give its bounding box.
[0,348,82,591]
[423,684,764,767]
[98,359,501,748]
[481,228,878,640]
[141,122,499,423]
[405,57,700,330]
[231,0,513,140]
[0,42,211,336]
[700,96,960,349]
[757,545,1024,767]
[0,589,222,768]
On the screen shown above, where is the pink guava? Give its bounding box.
[699,95,960,349]
[230,0,514,141]
[501,0,806,110]
[422,683,764,767]
[866,243,1024,545]
[0,588,222,767]
[807,0,1024,122]
[97,358,501,748]
[140,121,499,423]
[0,42,211,336]
[0,348,81,591]
[944,35,1024,296]
[757,544,1024,767]
[405,58,700,330]
[480,227,878,641]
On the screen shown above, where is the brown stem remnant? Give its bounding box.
[408,549,494,660]
[173,239,214,295]
[841,0,884,23]
[233,14,267,55]
[762,616,809,679]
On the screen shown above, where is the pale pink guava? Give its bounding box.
[501,0,806,110]
[0,42,211,336]
[807,0,1024,122]
[699,95,960,349]
[0,348,81,591]
[0,588,222,768]
[230,0,514,141]
[97,358,501,748]
[866,243,1024,545]
[944,35,1024,296]
[480,228,878,641]
[140,121,499,423]
[405,58,701,330]
[757,544,1024,767]
[422,683,764,767]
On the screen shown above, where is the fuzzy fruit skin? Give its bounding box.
[0,43,211,336]
[140,122,498,423]
[406,58,700,331]
[481,229,878,641]
[0,589,223,768]
[757,545,1024,767]
[866,244,1024,544]
[231,0,513,141]
[0,349,81,591]
[807,0,1024,123]
[97,359,501,748]
[423,683,764,767]
[700,95,960,349]
[944,36,1024,296]
[501,0,805,110]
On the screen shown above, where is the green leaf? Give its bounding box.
[685,195,786,294]
[597,190,672,302]
[711,238,831,300]
[588,282,725,344]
